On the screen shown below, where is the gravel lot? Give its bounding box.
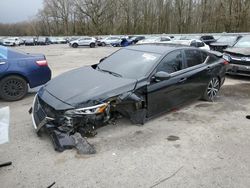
[0,44,250,188]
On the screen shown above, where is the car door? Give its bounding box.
[0,52,9,74]
[147,50,187,117]
[180,49,212,100]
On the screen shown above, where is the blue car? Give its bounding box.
[0,45,51,101]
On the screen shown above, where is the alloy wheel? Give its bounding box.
[207,77,220,101]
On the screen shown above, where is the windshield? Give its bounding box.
[217,36,237,44]
[233,36,250,48]
[98,49,161,79]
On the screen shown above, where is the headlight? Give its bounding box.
[65,103,109,115]
[223,54,231,62]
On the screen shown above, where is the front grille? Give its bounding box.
[38,97,57,118]
[33,96,47,126]
[231,60,250,66]
[210,46,227,52]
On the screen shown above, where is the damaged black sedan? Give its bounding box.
[30,44,227,153]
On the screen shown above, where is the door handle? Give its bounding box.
[178,78,187,83]
[0,62,6,65]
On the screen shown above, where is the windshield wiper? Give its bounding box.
[97,67,122,77]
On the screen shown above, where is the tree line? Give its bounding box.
[0,0,250,36]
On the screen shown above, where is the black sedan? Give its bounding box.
[223,35,250,76]
[31,44,227,152]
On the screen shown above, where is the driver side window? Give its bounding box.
[156,50,183,74]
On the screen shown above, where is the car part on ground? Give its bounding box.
[0,46,51,101]
[30,44,226,153]
[223,35,250,76]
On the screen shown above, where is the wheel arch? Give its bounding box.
[0,72,29,84]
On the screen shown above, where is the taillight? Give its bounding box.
[223,60,229,65]
[36,60,48,66]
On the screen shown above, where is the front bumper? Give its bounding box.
[227,63,250,76]
[31,94,54,132]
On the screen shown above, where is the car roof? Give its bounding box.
[125,44,191,54]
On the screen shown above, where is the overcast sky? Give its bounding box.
[0,0,43,23]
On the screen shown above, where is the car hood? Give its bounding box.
[42,66,137,108]
[224,48,250,56]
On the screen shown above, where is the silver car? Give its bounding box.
[69,37,96,48]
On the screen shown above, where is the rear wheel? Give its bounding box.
[90,43,95,48]
[0,75,28,101]
[202,77,220,102]
[72,43,78,48]
[101,42,106,46]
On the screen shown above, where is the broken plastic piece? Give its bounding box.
[48,128,75,152]
[72,133,96,154]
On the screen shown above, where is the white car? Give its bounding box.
[99,36,121,46]
[136,36,171,44]
[2,37,21,46]
[163,39,210,50]
[69,37,96,48]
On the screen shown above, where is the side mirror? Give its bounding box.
[154,71,171,82]
[99,57,107,63]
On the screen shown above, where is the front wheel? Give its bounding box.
[89,43,95,48]
[72,43,78,48]
[0,75,28,101]
[202,77,220,102]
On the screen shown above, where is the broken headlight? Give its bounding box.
[65,103,109,115]
[222,54,231,62]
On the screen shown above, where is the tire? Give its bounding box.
[0,75,28,101]
[72,43,78,48]
[90,43,95,48]
[101,42,106,46]
[202,77,220,102]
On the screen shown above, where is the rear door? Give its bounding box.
[180,49,212,100]
[0,51,9,74]
[147,50,187,117]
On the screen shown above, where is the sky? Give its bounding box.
[0,0,43,23]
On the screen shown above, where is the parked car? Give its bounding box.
[111,38,134,47]
[210,35,242,52]
[24,38,36,46]
[98,36,121,46]
[223,35,250,76]
[37,37,50,45]
[69,37,96,48]
[180,35,216,45]
[137,36,171,44]
[2,37,21,46]
[48,37,58,44]
[30,44,227,152]
[164,39,210,50]
[129,36,146,44]
[56,37,67,44]
[0,46,51,101]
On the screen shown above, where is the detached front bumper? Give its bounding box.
[227,63,250,76]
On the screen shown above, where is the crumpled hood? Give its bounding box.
[210,42,231,47]
[224,47,250,56]
[43,66,137,108]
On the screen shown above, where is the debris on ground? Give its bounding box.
[72,133,96,154]
[166,135,180,141]
[47,182,56,188]
[0,161,12,168]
